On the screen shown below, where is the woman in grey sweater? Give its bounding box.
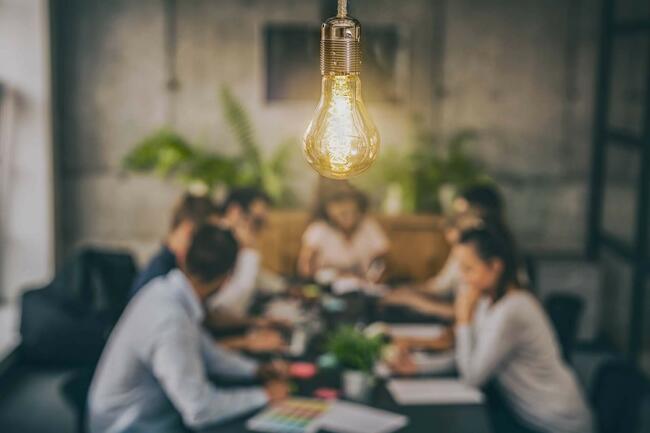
[454,227,593,433]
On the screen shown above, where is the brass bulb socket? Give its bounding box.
[320,16,361,75]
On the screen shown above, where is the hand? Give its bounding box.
[264,379,290,403]
[258,360,289,381]
[382,289,422,308]
[454,287,483,325]
[253,316,292,330]
[434,327,455,350]
[222,217,257,249]
[391,331,454,352]
[245,329,286,353]
[387,345,418,376]
[365,258,386,283]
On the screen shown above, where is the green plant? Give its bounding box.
[412,123,492,212]
[220,87,298,206]
[353,121,491,213]
[220,87,262,186]
[122,129,193,176]
[352,147,417,212]
[122,129,240,193]
[122,87,297,205]
[326,326,385,373]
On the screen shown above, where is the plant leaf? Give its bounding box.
[220,86,262,184]
[122,129,194,177]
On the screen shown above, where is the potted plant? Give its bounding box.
[326,326,385,402]
[352,147,416,214]
[352,117,493,214]
[121,86,298,206]
[411,123,492,213]
[122,129,240,196]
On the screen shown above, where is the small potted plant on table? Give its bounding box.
[327,326,385,402]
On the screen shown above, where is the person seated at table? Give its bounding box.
[130,190,285,353]
[298,179,389,281]
[381,212,485,320]
[451,183,505,221]
[88,225,290,433]
[381,184,507,320]
[206,187,276,328]
[129,192,215,298]
[452,226,592,433]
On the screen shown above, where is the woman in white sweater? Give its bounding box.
[454,226,593,433]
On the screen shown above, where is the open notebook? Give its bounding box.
[387,379,484,405]
[247,398,407,433]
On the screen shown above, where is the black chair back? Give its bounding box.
[20,247,137,366]
[544,293,583,362]
[61,367,95,433]
[591,360,648,433]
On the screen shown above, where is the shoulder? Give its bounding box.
[132,246,177,291]
[358,217,387,240]
[493,291,540,323]
[303,220,332,243]
[358,217,389,249]
[147,245,177,269]
[137,272,189,320]
[360,217,383,232]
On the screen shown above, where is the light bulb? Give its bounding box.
[303,13,380,179]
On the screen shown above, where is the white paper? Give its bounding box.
[332,277,362,295]
[318,400,408,433]
[411,350,456,374]
[362,283,390,297]
[387,379,483,405]
[387,324,446,340]
[264,299,306,325]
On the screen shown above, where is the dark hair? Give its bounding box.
[170,193,217,231]
[459,184,504,219]
[221,187,271,214]
[185,225,239,283]
[312,179,368,223]
[459,222,520,301]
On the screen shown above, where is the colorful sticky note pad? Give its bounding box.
[246,398,330,433]
[290,362,317,379]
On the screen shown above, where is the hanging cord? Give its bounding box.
[337,0,347,17]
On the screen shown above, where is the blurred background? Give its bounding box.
[0,0,648,431]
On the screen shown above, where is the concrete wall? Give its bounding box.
[0,0,55,300]
[55,0,600,264]
[441,0,599,252]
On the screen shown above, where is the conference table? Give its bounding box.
[200,287,493,433]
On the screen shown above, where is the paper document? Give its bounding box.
[318,400,408,433]
[387,379,483,405]
[264,299,306,325]
[411,350,455,374]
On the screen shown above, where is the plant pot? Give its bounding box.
[382,183,403,215]
[438,183,458,214]
[342,370,374,402]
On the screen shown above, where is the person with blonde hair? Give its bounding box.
[298,179,389,281]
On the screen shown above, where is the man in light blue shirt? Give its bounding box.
[88,225,288,433]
